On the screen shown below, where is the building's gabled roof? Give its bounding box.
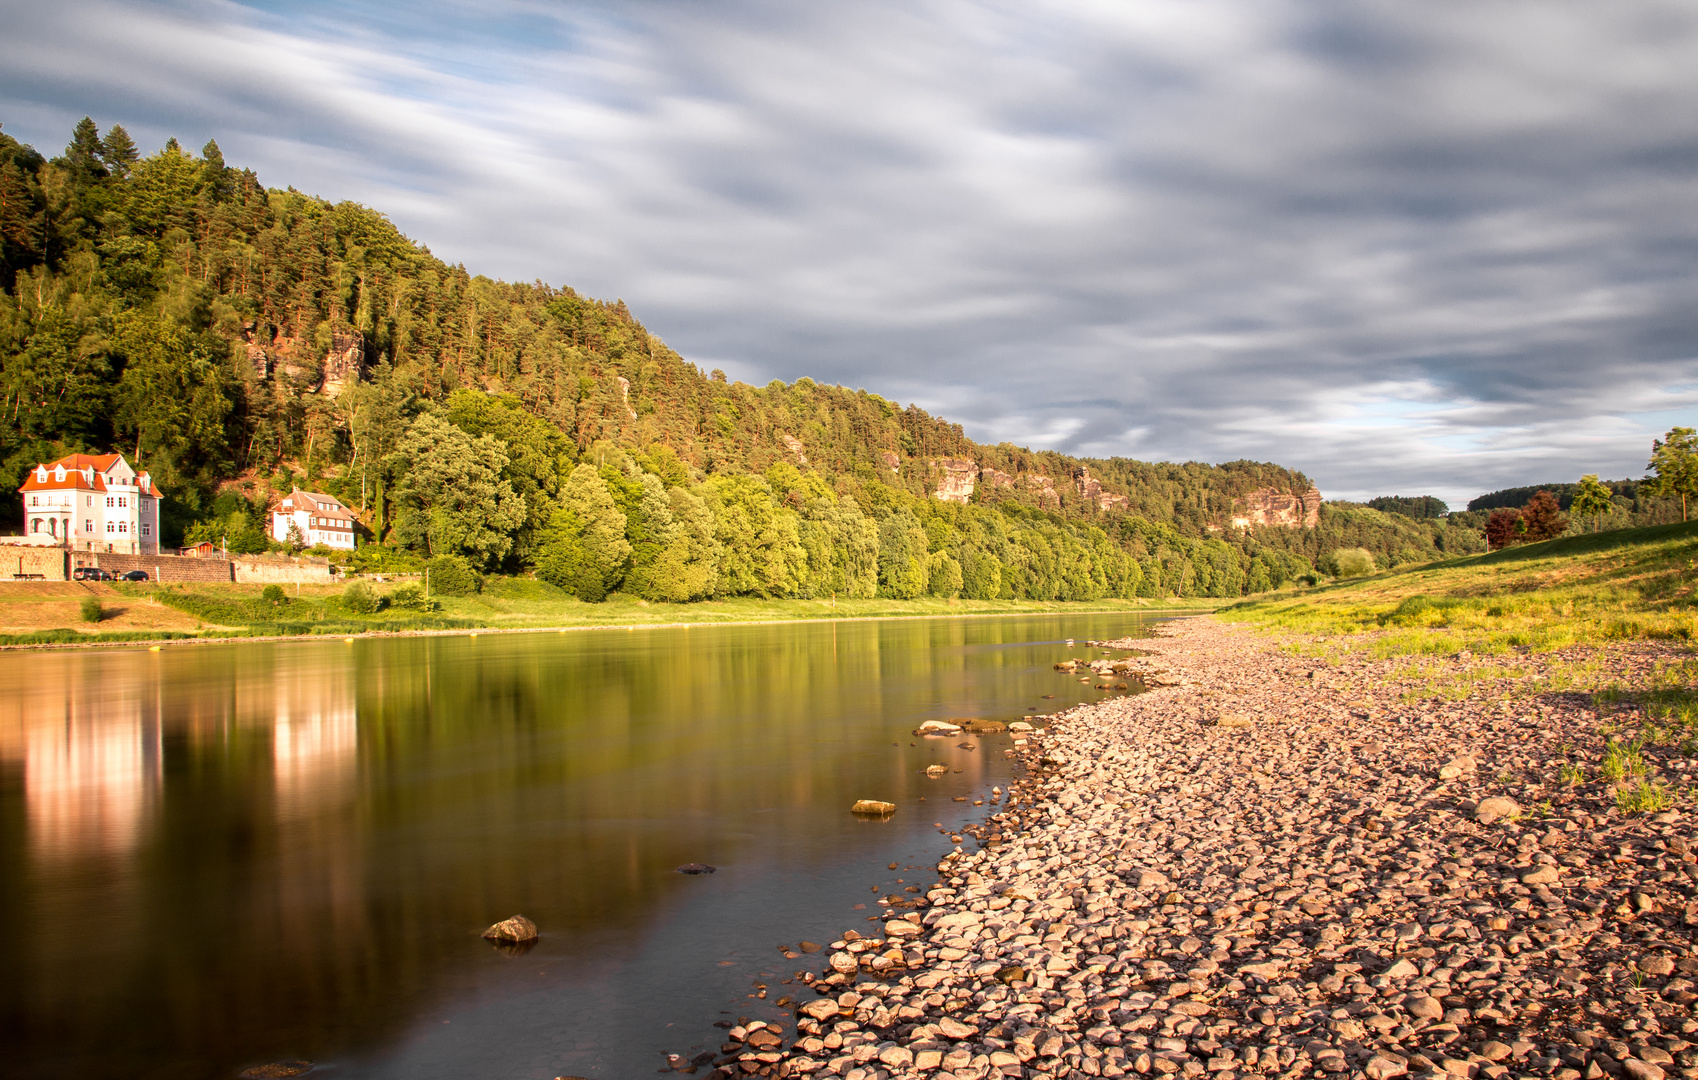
[16,453,162,497]
[275,489,355,523]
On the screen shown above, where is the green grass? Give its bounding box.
[5,581,1218,650]
[1221,518,1698,656]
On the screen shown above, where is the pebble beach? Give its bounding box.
[703,617,1698,1080]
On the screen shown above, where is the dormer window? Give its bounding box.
[54,466,65,482]
[36,466,47,482]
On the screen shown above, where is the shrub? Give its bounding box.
[426,554,480,597]
[261,584,286,605]
[79,596,103,623]
[1319,548,1376,578]
[341,580,383,615]
[387,583,439,612]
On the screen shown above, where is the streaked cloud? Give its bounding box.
[3,0,1696,506]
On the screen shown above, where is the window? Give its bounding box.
[30,496,37,507]
[85,520,92,533]
[106,496,114,507]
[119,497,126,508]
[142,524,150,537]
[119,523,127,534]
[30,519,40,534]
[107,523,115,533]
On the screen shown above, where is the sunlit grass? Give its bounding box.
[1221,519,1698,656]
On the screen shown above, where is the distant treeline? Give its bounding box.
[1467,480,1680,531]
[2,119,1492,598]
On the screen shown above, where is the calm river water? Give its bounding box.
[0,613,1169,1080]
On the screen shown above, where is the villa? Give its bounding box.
[17,453,162,555]
[270,489,357,550]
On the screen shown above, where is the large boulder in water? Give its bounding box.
[481,914,538,942]
[851,799,896,816]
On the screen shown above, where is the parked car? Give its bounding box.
[120,570,150,582]
[72,567,115,581]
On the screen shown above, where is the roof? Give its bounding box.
[16,453,162,497]
[275,489,354,522]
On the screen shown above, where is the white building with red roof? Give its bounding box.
[17,453,162,554]
[270,489,357,550]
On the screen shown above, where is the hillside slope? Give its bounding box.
[1,120,1484,599]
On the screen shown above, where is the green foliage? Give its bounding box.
[79,596,102,623]
[426,554,480,597]
[535,464,631,600]
[261,584,285,604]
[1645,426,1698,522]
[1520,490,1566,542]
[1319,547,1375,578]
[1367,495,1449,519]
[1570,474,1615,526]
[385,583,439,612]
[1616,779,1672,815]
[0,118,1465,601]
[389,413,526,568]
[341,580,381,614]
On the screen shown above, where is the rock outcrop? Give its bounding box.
[320,329,365,398]
[929,459,978,503]
[781,434,808,464]
[1229,485,1323,529]
[1076,467,1129,513]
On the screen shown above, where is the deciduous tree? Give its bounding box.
[1645,427,1698,522]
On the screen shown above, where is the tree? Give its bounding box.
[1485,508,1523,551]
[388,413,525,568]
[1519,490,1566,542]
[1645,427,1698,522]
[1569,475,1614,532]
[100,125,139,178]
[535,464,631,601]
[877,510,929,598]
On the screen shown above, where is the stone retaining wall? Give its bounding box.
[0,544,68,580]
[73,551,234,583]
[231,557,334,584]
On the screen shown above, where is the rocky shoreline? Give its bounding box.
[704,617,1697,1080]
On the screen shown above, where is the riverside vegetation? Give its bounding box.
[3,118,1504,611]
[694,523,1695,1080]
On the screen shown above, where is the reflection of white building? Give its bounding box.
[0,671,161,860]
[16,453,162,554]
[273,674,358,814]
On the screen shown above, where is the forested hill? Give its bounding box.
[1,120,1484,600]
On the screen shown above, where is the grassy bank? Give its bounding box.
[0,578,1221,649]
[1220,518,1698,656]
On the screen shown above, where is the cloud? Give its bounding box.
[3,0,1697,505]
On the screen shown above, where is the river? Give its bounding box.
[0,612,1170,1079]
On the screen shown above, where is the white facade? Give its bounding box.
[270,489,357,550]
[18,454,161,555]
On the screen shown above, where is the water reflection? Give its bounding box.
[0,613,1165,1080]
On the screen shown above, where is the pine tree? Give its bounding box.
[100,125,140,178]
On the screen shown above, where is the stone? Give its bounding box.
[937,1016,978,1039]
[1407,996,1445,1020]
[878,1044,914,1068]
[883,919,922,937]
[924,764,950,777]
[1479,1042,1513,1062]
[915,720,963,735]
[1638,956,1675,976]
[1521,865,1561,886]
[240,1063,313,1079]
[1622,1061,1665,1080]
[676,863,718,874]
[1474,797,1521,824]
[1383,958,1419,978]
[481,915,538,943]
[799,998,840,1020]
[1366,1055,1410,1080]
[829,952,858,974]
[915,1049,944,1070]
[1438,756,1476,780]
[851,800,896,815]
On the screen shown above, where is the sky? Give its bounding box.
[3,0,1697,507]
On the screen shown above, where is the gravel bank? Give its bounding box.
[705,617,1698,1080]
